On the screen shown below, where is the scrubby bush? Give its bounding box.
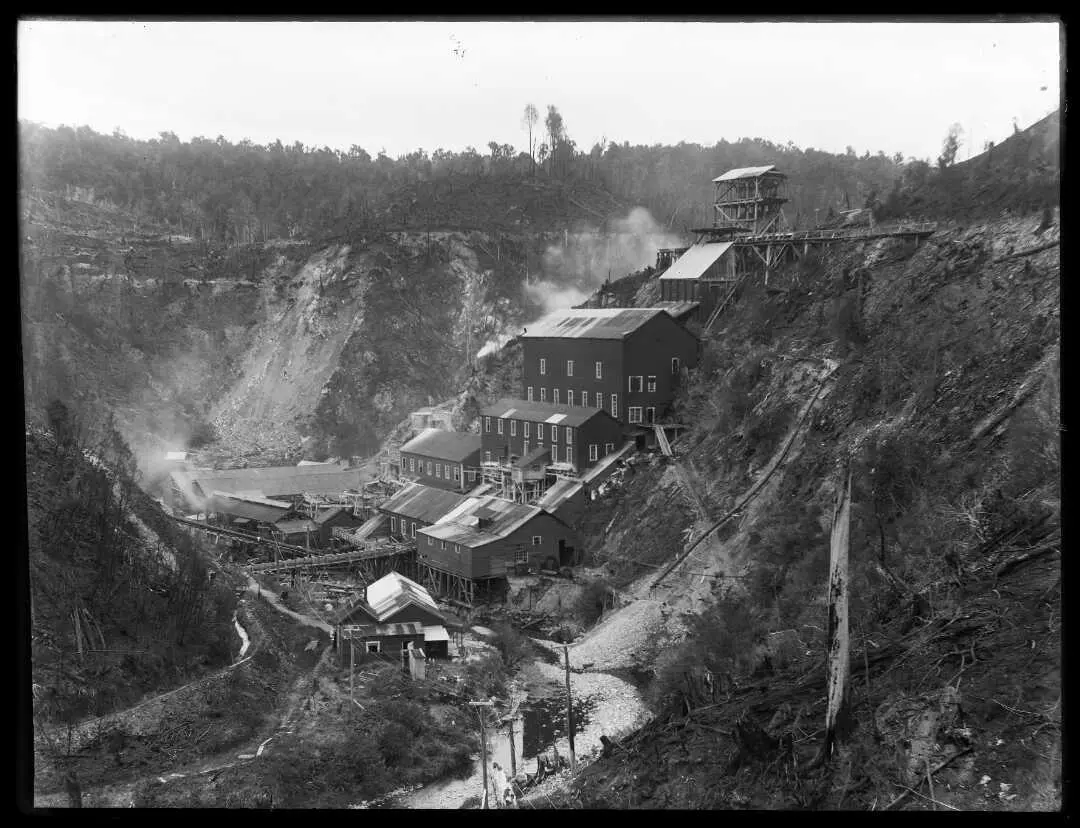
[573,577,613,627]
[491,622,531,669]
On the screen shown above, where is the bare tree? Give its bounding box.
[522,104,539,177]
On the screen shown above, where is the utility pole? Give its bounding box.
[506,716,516,779]
[349,632,355,703]
[469,700,495,809]
[563,645,577,772]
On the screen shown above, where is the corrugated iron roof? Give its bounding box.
[653,301,701,319]
[400,428,482,462]
[515,444,551,468]
[171,464,366,501]
[480,398,611,428]
[520,307,665,340]
[422,625,450,642]
[420,495,543,548]
[378,482,468,523]
[206,491,293,523]
[273,518,318,534]
[366,572,442,622]
[332,595,378,626]
[712,164,778,182]
[313,506,349,525]
[658,242,733,280]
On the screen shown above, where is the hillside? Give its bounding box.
[529,206,1060,810]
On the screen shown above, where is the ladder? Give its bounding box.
[653,424,673,457]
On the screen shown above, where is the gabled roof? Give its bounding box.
[419,495,546,549]
[313,505,350,525]
[713,165,778,182]
[515,444,551,468]
[519,307,668,340]
[332,595,378,626]
[365,572,444,623]
[658,242,733,280]
[479,398,614,429]
[652,301,701,319]
[399,428,482,462]
[378,482,469,523]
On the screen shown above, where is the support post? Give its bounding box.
[469,700,495,808]
[563,644,577,772]
[349,632,355,703]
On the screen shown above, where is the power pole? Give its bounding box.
[563,645,577,772]
[469,700,495,808]
[349,632,355,703]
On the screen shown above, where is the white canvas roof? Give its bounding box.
[658,242,733,281]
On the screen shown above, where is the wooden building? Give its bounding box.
[520,308,699,425]
[378,482,469,542]
[333,572,451,665]
[398,428,482,492]
[478,398,625,473]
[417,495,581,592]
[658,240,738,313]
[312,506,361,546]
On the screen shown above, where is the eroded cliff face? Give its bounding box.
[20,193,537,473]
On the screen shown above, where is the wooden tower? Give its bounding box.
[712,165,791,236]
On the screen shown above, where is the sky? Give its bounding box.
[18,19,1061,163]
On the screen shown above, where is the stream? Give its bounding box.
[233,613,251,660]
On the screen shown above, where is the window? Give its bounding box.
[611,394,618,419]
[532,535,543,546]
[581,389,588,406]
[551,424,558,442]
[565,445,573,464]
[484,450,492,463]
[399,457,406,470]
[589,444,599,461]
[629,376,643,392]
[484,416,491,432]
[427,535,433,546]
[453,465,461,481]
[426,461,433,476]
[628,406,643,423]
[524,421,530,438]
[646,407,656,424]
[435,463,442,478]
[527,386,534,402]
[540,357,547,375]
[647,376,657,393]
[671,357,681,374]
[466,469,476,482]
[510,420,517,437]
[605,442,615,455]
[408,456,416,473]
[390,517,397,533]
[523,440,529,455]
[440,540,446,550]
[411,522,416,538]
[540,387,547,402]
[565,427,573,444]
[515,546,530,565]
[497,418,503,435]
[567,390,574,407]
[595,392,603,409]
[567,360,574,377]
[366,642,380,654]
[553,388,560,405]
[595,361,603,379]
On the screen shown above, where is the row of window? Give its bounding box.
[486,418,574,444]
[537,357,682,378]
[539,358,599,378]
[422,534,543,551]
[526,387,613,411]
[482,442,615,464]
[627,375,658,393]
[627,407,656,424]
[388,518,548,557]
[389,516,418,538]
[400,455,478,484]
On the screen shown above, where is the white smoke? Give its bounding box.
[474,207,686,362]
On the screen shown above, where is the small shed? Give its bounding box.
[313,506,360,546]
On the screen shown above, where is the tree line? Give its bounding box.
[22,107,1005,248]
